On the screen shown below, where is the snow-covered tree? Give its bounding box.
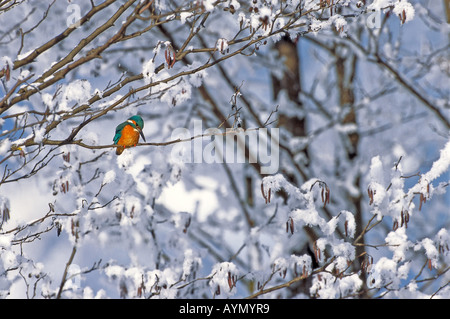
[0,0,448,299]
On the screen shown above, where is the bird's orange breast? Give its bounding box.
[116,124,140,148]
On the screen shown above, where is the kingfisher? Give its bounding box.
[113,115,146,155]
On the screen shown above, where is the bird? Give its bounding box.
[113,115,146,155]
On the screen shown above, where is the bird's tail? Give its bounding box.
[116,146,124,155]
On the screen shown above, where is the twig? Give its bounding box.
[263,105,279,127]
[56,244,77,299]
[245,257,336,299]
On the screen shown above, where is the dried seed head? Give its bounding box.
[164,48,176,69]
[325,186,330,206]
[286,217,294,234]
[227,272,233,290]
[368,188,374,205]
[313,241,321,263]
[63,152,71,162]
[400,210,404,227]
[393,220,399,231]
[419,193,425,211]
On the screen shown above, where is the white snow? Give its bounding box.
[385,228,411,262]
[179,12,193,24]
[393,1,415,23]
[102,170,116,185]
[59,79,92,111]
[142,59,155,83]
[421,139,450,183]
[0,138,11,156]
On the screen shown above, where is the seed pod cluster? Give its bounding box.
[393,210,410,231]
[227,271,237,291]
[216,38,229,55]
[183,215,191,234]
[293,263,309,278]
[439,243,449,254]
[1,204,10,224]
[319,0,335,15]
[137,275,146,297]
[313,241,321,264]
[249,0,259,13]
[63,152,71,163]
[71,218,79,240]
[356,1,365,9]
[0,64,10,81]
[321,184,330,207]
[223,4,236,14]
[61,180,70,194]
[360,255,373,274]
[286,216,294,234]
[165,47,176,69]
[311,180,330,207]
[367,187,375,205]
[399,9,407,25]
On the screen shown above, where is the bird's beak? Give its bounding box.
[137,127,146,142]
